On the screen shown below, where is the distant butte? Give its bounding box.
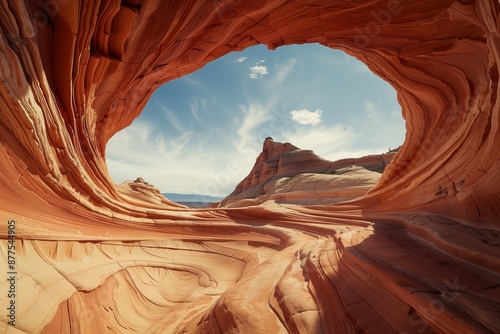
[0,1,499,333]
[221,138,395,207]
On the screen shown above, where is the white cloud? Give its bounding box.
[106,120,239,196]
[106,120,192,165]
[360,100,405,141]
[155,100,186,134]
[273,58,297,85]
[289,109,323,126]
[180,77,200,86]
[282,124,361,160]
[233,56,247,63]
[236,103,272,151]
[105,47,404,198]
[187,96,209,124]
[249,65,268,79]
[355,62,370,73]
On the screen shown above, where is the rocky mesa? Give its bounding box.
[221,137,396,207]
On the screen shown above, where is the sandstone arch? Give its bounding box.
[0,0,499,333]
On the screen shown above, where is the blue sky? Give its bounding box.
[105,43,405,197]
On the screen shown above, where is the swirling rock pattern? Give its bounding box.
[0,0,499,333]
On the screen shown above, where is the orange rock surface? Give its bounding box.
[0,0,499,333]
[221,137,395,207]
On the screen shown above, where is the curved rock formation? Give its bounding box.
[0,0,499,333]
[118,177,187,208]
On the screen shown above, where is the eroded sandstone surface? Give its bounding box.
[221,137,395,207]
[0,0,499,333]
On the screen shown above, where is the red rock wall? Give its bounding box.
[0,1,499,333]
[2,0,498,223]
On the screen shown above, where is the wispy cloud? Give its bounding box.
[187,96,209,124]
[106,120,233,195]
[282,124,361,160]
[106,121,156,165]
[106,46,403,197]
[233,56,247,63]
[249,65,268,79]
[355,62,370,73]
[154,132,192,162]
[156,100,186,134]
[236,103,272,149]
[106,120,192,165]
[364,101,385,124]
[352,100,405,150]
[180,77,200,86]
[273,58,297,85]
[289,109,323,125]
[236,57,309,156]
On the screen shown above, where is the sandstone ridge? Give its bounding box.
[0,1,499,333]
[117,177,187,208]
[221,137,395,207]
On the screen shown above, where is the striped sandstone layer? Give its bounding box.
[221,137,395,207]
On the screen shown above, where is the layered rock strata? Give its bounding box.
[221,138,394,207]
[0,0,499,333]
[118,177,186,208]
